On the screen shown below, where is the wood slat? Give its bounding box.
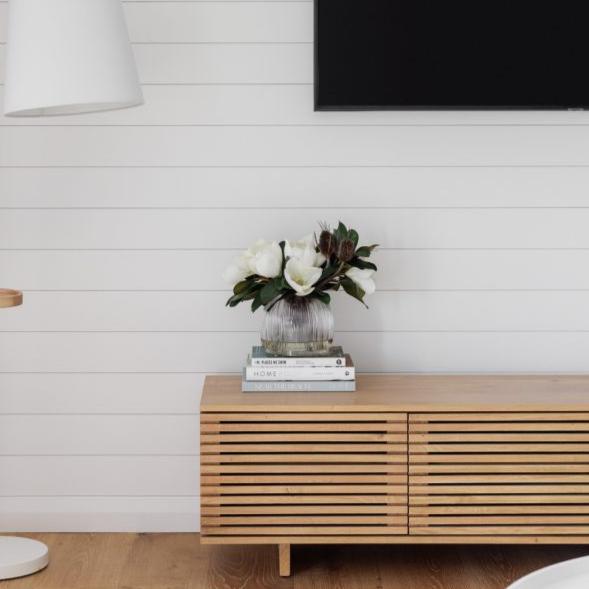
[202,505,408,516]
[410,463,589,474]
[201,453,406,464]
[202,443,407,454]
[202,413,406,422]
[202,516,405,526]
[410,484,589,495]
[201,534,589,545]
[410,495,589,505]
[410,505,589,515]
[201,433,405,443]
[202,485,406,495]
[201,422,404,433]
[202,464,407,474]
[410,421,589,432]
[410,474,589,484]
[409,453,589,464]
[411,443,589,453]
[410,526,589,535]
[410,515,589,525]
[201,474,407,485]
[202,495,407,506]
[410,433,589,443]
[202,526,408,536]
[410,413,589,422]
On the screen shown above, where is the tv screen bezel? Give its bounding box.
[313,0,588,112]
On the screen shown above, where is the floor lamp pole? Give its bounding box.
[0,289,49,580]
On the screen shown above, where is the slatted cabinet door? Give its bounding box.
[409,412,589,536]
[201,411,408,541]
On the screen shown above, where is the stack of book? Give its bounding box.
[242,346,355,392]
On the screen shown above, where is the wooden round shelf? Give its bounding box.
[0,289,23,308]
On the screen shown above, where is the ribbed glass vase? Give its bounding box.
[261,295,334,356]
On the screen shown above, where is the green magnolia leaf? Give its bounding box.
[341,276,368,308]
[350,257,377,271]
[313,291,331,305]
[226,282,261,307]
[226,292,247,307]
[233,280,251,295]
[251,291,264,313]
[334,221,348,242]
[318,263,337,282]
[348,229,359,247]
[355,244,379,258]
[260,279,282,305]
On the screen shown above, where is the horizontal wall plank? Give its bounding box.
[4,167,589,207]
[124,2,312,43]
[2,291,589,332]
[4,86,589,126]
[3,126,589,167]
[0,44,312,84]
[0,496,199,532]
[0,456,198,495]
[0,332,588,372]
[2,209,589,248]
[0,415,199,455]
[2,250,588,290]
[0,3,311,43]
[0,373,202,414]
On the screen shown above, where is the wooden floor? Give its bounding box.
[2,534,589,589]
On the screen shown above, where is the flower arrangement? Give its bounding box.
[223,222,378,312]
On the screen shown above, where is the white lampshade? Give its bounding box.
[3,0,143,117]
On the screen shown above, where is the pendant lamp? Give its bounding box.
[3,0,143,117]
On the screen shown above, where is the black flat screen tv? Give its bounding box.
[315,0,589,111]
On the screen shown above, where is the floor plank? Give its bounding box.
[1,534,588,589]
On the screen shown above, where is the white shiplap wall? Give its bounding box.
[1,0,589,532]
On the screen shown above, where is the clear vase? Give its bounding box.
[261,295,334,356]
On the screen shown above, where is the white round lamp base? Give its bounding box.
[507,555,589,589]
[0,537,49,580]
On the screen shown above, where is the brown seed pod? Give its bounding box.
[319,230,336,257]
[337,239,355,262]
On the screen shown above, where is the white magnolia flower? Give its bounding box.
[222,254,251,285]
[284,234,325,267]
[346,267,376,295]
[244,240,283,278]
[284,258,322,297]
[222,240,282,285]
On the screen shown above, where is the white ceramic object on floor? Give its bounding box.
[507,555,589,589]
[0,536,49,580]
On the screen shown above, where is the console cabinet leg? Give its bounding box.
[278,544,291,577]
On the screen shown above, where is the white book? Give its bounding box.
[242,377,356,393]
[250,345,346,368]
[245,355,354,381]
